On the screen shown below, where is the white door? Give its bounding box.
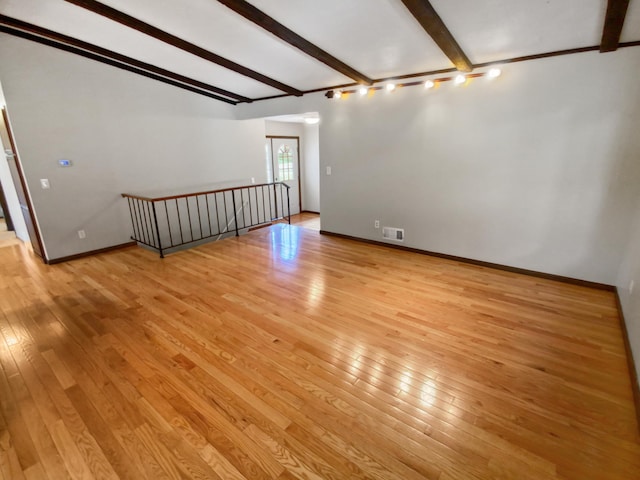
[267,137,301,215]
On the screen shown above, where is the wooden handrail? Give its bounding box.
[122,181,290,202]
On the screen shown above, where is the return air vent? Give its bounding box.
[382,227,404,242]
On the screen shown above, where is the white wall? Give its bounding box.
[302,123,320,212]
[617,195,640,385]
[0,35,267,260]
[238,47,640,286]
[265,120,320,212]
[265,120,304,138]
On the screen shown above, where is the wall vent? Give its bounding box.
[382,227,404,242]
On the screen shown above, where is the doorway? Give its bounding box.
[0,107,46,261]
[266,136,301,216]
[0,182,13,232]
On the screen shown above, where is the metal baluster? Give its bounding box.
[151,201,163,257]
[138,199,150,245]
[287,186,291,224]
[175,199,184,245]
[214,193,221,235]
[134,199,144,242]
[164,200,174,247]
[248,186,254,227]
[273,182,278,219]
[145,201,156,247]
[196,195,203,240]
[232,190,239,236]
[205,194,212,237]
[126,198,138,241]
[133,199,143,243]
[261,185,267,224]
[239,189,245,229]
[268,184,273,221]
[223,191,229,235]
[186,197,194,242]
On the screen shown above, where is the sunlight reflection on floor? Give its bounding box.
[269,224,301,262]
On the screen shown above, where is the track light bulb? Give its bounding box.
[359,87,368,96]
[424,80,434,89]
[488,68,501,78]
[386,83,396,92]
[454,74,465,85]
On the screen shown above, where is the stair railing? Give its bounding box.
[122,182,291,257]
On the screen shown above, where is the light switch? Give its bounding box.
[326,166,332,175]
[40,179,50,189]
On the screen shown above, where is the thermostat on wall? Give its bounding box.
[58,159,72,167]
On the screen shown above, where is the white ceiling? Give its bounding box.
[431,0,607,64]
[623,0,640,41]
[0,0,638,102]
[266,112,319,124]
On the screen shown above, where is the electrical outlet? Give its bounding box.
[40,179,50,189]
[78,230,86,239]
[630,280,635,294]
[374,220,380,228]
[326,166,332,175]
[251,177,256,184]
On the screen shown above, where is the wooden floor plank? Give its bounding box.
[0,219,638,479]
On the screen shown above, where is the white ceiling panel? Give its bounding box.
[249,0,453,79]
[99,0,352,91]
[621,0,640,42]
[0,0,283,99]
[430,0,606,64]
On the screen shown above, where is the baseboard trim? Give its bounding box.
[47,241,137,264]
[614,289,640,432]
[318,230,615,291]
[301,210,320,215]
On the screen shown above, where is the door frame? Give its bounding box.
[2,107,47,262]
[0,181,14,231]
[266,135,302,214]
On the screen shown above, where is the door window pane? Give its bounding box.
[277,145,294,181]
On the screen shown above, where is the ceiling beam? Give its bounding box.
[216,0,373,85]
[0,29,237,105]
[64,0,303,96]
[248,41,640,103]
[0,14,252,104]
[601,0,630,52]
[399,0,472,72]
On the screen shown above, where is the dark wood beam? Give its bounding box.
[216,0,373,85]
[601,0,630,52]
[400,0,472,72]
[0,15,250,103]
[64,0,303,96]
[0,18,238,104]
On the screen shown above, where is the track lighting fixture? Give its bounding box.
[324,67,503,100]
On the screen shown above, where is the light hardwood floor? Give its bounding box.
[289,213,320,231]
[0,219,20,249]
[0,224,638,479]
